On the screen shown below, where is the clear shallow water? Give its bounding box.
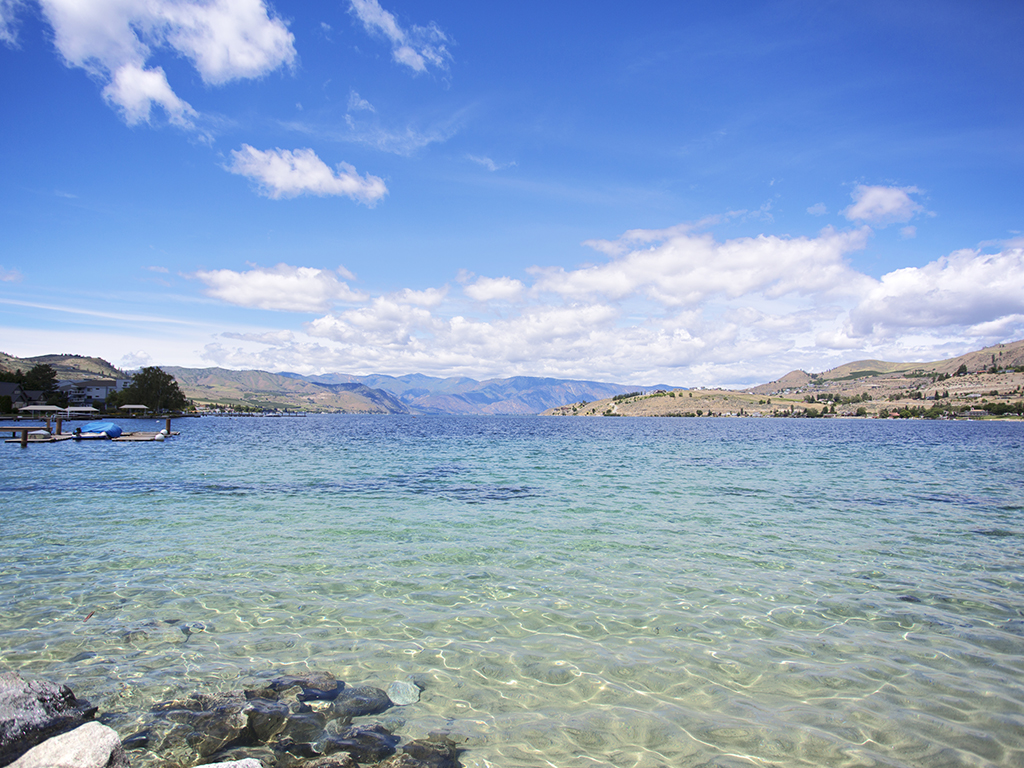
[2,415,1024,767]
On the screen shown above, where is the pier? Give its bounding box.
[3,417,178,447]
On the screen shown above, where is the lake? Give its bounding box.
[2,415,1023,767]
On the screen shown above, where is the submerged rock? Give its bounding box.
[268,673,344,702]
[331,686,392,721]
[399,736,461,768]
[321,723,399,763]
[299,756,357,768]
[194,759,265,768]
[386,681,421,706]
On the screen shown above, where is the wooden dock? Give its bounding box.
[3,418,179,447]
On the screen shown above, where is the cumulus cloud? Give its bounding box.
[189,220,1024,385]
[807,202,827,216]
[120,350,152,368]
[843,184,925,225]
[226,145,388,204]
[534,225,872,305]
[464,276,525,302]
[348,0,451,74]
[850,245,1024,337]
[37,0,295,126]
[194,263,368,312]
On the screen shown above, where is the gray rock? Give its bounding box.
[244,697,290,743]
[385,681,420,706]
[300,757,357,768]
[0,672,96,765]
[268,673,342,702]
[400,736,460,768]
[330,686,391,722]
[8,722,128,768]
[321,723,398,764]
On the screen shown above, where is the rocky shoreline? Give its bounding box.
[1,671,461,768]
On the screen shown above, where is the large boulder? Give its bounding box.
[8,722,127,768]
[0,672,97,765]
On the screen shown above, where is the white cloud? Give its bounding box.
[807,202,827,216]
[348,89,375,113]
[120,350,152,368]
[102,62,197,126]
[211,226,1024,384]
[1,265,23,282]
[31,213,1022,386]
[0,0,23,46]
[221,330,296,344]
[348,0,451,74]
[226,145,388,204]
[37,0,295,126]
[467,155,517,172]
[900,225,917,240]
[850,245,1024,337]
[843,184,925,225]
[464,276,525,302]
[467,155,499,171]
[194,263,368,312]
[534,225,872,306]
[393,287,448,307]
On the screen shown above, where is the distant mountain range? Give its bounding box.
[3,340,1022,415]
[168,368,658,415]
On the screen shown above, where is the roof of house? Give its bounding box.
[0,382,26,397]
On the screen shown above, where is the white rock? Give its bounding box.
[10,722,128,768]
[386,680,420,706]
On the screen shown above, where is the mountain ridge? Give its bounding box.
[3,339,1022,415]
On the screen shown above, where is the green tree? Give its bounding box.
[22,364,58,394]
[118,367,189,412]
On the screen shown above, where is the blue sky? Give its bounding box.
[1,0,1022,386]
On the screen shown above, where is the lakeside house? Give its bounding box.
[57,378,133,407]
[0,382,30,410]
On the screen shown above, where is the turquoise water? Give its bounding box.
[2,415,1024,767]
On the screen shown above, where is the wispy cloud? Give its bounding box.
[226,145,387,204]
[0,265,23,282]
[34,0,295,127]
[0,297,204,325]
[286,111,462,157]
[348,89,375,113]
[348,0,451,74]
[467,154,516,172]
[0,0,23,47]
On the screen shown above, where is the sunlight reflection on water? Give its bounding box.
[3,415,1024,767]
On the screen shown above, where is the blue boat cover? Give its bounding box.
[80,421,123,438]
